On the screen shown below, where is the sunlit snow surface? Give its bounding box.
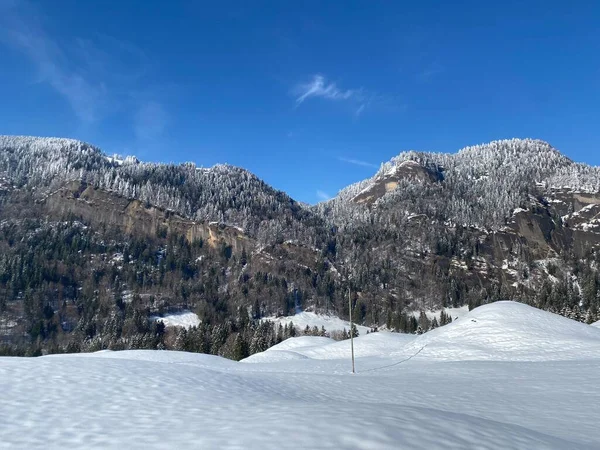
[262,311,372,335]
[149,311,200,328]
[2,302,600,449]
[410,305,470,322]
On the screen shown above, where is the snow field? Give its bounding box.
[261,311,372,335]
[2,302,600,449]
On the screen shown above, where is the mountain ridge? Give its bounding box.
[1,135,600,357]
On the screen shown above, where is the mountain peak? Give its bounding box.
[0,135,96,152]
[352,159,442,204]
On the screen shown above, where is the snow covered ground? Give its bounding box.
[149,310,200,328]
[262,311,372,335]
[410,305,470,322]
[2,301,600,449]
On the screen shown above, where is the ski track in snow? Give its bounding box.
[2,302,600,449]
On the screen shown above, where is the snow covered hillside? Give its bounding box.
[262,311,372,335]
[150,311,200,328]
[402,301,600,361]
[2,302,600,449]
[410,305,469,322]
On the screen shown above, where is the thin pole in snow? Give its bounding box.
[349,287,355,374]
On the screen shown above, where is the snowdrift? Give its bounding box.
[249,302,600,364]
[261,311,372,335]
[242,336,334,363]
[3,301,600,449]
[242,332,415,364]
[402,301,600,361]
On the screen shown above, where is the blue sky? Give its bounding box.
[1,0,599,203]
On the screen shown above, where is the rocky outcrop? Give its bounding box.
[42,181,252,253]
[353,160,441,204]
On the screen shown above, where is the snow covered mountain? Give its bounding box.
[320,138,600,229]
[0,135,327,247]
[2,302,600,449]
[314,138,600,323]
[1,135,600,358]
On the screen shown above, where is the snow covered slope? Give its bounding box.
[592,320,600,328]
[401,301,600,362]
[242,332,415,364]
[2,301,600,449]
[410,305,469,322]
[256,302,600,364]
[241,336,336,363]
[150,311,200,328]
[262,311,372,335]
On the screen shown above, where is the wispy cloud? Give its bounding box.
[316,190,331,201]
[354,103,366,117]
[338,157,378,169]
[0,0,164,136]
[293,74,387,117]
[0,1,109,122]
[294,74,356,105]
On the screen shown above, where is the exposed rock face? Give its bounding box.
[353,160,442,204]
[42,181,252,253]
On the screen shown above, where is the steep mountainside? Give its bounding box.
[0,136,328,248]
[1,136,600,357]
[315,139,600,319]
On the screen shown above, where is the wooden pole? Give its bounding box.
[349,287,355,374]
